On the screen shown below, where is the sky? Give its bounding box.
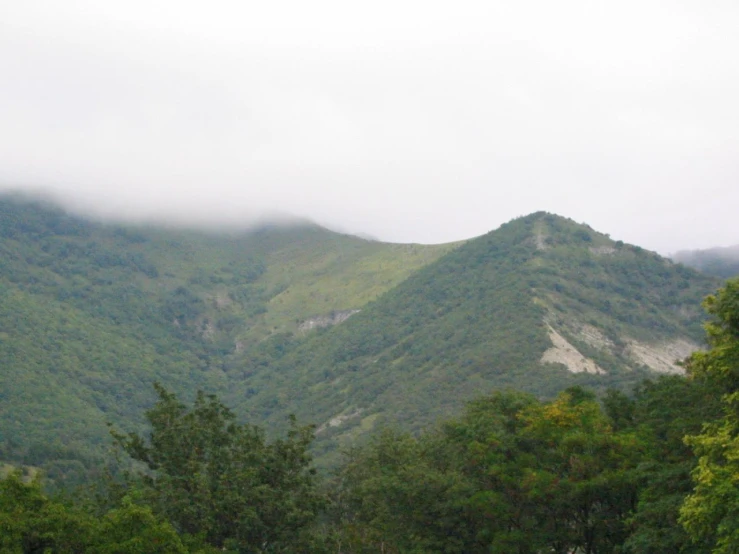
[1,1,738,253]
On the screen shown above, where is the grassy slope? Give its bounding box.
[104,222,460,344]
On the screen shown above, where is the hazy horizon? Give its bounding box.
[2,2,738,254]
[6,188,739,257]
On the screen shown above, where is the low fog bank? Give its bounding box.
[2,3,739,253]
[0,186,343,247]
[672,245,739,279]
[674,245,739,261]
[672,244,739,261]
[1,187,735,258]
[0,186,314,233]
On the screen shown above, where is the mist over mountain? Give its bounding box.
[0,196,722,475]
[4,2,739,253]
[673,244,739,279]
[3,2,739,549]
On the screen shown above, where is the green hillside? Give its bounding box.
[0,196,456,472]
[0,197,723,473]
[228,213,720,464]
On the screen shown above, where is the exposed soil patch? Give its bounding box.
[316,409,363,434]
[625,338,700,374]
[577,324,614,351]
[589,246,616,256]
[534,230,549,250]
[298,309,360,332]
[540,326,606,374]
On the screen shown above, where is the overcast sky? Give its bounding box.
[1,1,737,253]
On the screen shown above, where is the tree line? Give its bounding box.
[3,278,739,553]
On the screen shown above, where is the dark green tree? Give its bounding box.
[332,428,477,553]
[0,471,185,553]
[517,388,641,553]
[333,389,642,554]
[613,376,721,553]
[680,278,739,553]
[112,384,324,552]
[0,471,94,553]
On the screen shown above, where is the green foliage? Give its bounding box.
[0,471,185,553]
[680,278,739,553]
[232,212,716,463]
[0,471,94,553]
[0,196,720,478]
[603,376,721,553]
[0,195,452,473]
[1,344,736,554]
[87,498,187,554]
[333,428,478,553]
[112,384,325,552]
[332,389,643,553]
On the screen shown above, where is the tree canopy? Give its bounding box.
[111,384,325,552]
[680,278,739,552]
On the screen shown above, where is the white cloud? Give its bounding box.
[1,0,738,252]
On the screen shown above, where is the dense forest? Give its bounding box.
[235,212,719,466]
[1,197,721,478]
[3,279,739,553]
[0,196,455,477]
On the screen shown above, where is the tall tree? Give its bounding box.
[0,471,185,553]
[333,389,642,553]
[112,384,324,552]
[517,388,640,554]
[680,278,739,553]
[613,376,721,553]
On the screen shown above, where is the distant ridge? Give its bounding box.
[673,244,739,278]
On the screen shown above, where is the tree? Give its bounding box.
[614,376,721,554]
[0,470,94,553]
[680,278,739,553]
[87,497,187,554]
[0,471,185,553]
[332,389,642,554]
[332,428,478,554]
[112,383,324,552]
[518,388,640,554]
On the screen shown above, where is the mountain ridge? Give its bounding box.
[0,197,723,472]
[222,212,719,464]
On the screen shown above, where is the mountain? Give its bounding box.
[0,196,455,472]
[0,197,722,473]
[672,244,739,278]
[227,213,721,464]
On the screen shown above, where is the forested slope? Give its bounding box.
[0,195,455,473]
[0,196,722,472]
[4,274,738,553]
[1,195,735,552]
[230,213,720,464]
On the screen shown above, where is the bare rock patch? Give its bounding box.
[625,338,700,374]
[541,325,606,374]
